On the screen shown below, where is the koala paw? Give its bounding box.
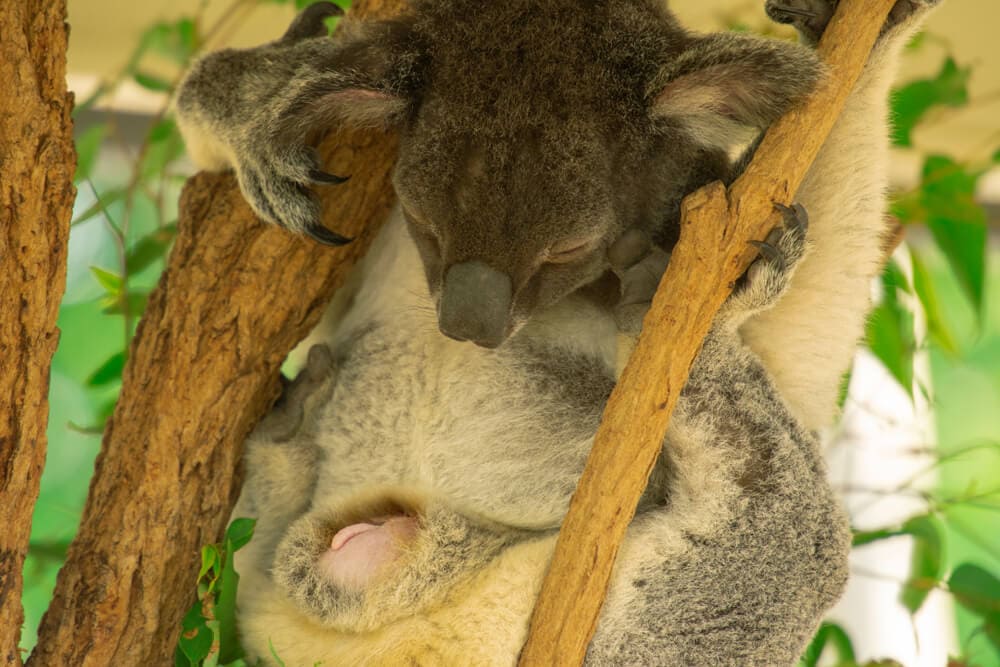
[254,344,338,442]
[723,202,809,320]
[280,1,343,42]
[765,0,941,43]
[607,228,672,336]
[236,145,351,246]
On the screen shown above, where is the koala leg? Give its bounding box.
[236,344,338,565]
[740,0,943,430]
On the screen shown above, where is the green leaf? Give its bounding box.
[133,71,174,92]
[128,227,175,274]
[891,57,971,147]
[90,266,123,295]
[853,527,906,548]
[919,155,987,317]
[799,622,856,667]
[866,266,915,396]
[145,18,199,64]
[909,248,959,355]
[899,515,945,614]
[73,188,126,227]
[217,543,243,664]
[225,518,256,553]
[101,291,149,317]
[141,119,186,180]
[949,563,1000,617]
[177,601,214,664]
[87,351,126,387]
[74,124,108,183]
[199,545,219,581]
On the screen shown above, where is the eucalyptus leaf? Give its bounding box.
[73,188,126,227]
[919,155,987,317]
[225,518,257,553]
[909,248,959,355]
[89,266,123,295]
[865,266,915,397]
[74,123,108,183]
[890,57,970,147]
[87,351,126,387]
[134,71,174,93]
[899,515,945,615]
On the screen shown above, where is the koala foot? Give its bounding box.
[236,146,351,246]
[608,228,672,336]
[254,344,337,442]
[765,0,941,44]
[722,202,809,322]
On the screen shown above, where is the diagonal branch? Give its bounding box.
[28,2,407,665]
[517,0,897,664]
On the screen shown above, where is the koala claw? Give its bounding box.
[723,202,810,321]
[281,1,343,42]
[305,223,352,246]
[309,168,350,185]
[747,240,785,274]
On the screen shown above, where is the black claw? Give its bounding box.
[748,240,786,273]
[309,169,350,185]
[305,224,352,246]
[773,201,809,234]
[769,6,818,19]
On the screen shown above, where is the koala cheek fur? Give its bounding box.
[175,0,943,664]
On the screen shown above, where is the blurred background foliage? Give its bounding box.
[23,0,1000,665]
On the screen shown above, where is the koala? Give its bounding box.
[177,0,939,432]
[173,0,941,664]
[232,203,850,665]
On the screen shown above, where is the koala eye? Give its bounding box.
[544,237,599,264]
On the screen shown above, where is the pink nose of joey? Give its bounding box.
[438,261,513,349]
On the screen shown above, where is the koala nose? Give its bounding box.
[438,261,513,349]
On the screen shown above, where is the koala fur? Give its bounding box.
[232,206,849,665]
[174,0,941,664]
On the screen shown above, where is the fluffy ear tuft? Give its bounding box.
[648,34,824,150]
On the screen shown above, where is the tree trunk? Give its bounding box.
[517,0,896,664]
[0,1,75,665]
[29,2,407,665]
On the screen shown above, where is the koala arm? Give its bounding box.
[590,220,850,665]
[740,0,942,430]
[175,2,395,244]
[587,333,850,665]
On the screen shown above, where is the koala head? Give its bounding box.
[301,0,822,347]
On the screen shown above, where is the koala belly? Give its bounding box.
[237,534,556,667]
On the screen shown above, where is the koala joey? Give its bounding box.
[174,0,941,664]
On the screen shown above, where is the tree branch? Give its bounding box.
[0,1,75,664]
[517,0,897,664]
[28,2,407,664]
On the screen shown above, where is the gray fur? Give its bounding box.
[175,1,943,664]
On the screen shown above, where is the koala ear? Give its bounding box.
[648,34,824,150]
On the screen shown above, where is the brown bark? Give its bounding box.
[0,1,76,665]
[517,0,897,664]
[28,1,407,665]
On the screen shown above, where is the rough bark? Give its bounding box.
[517,0,897,664]
[0,1,76,665]
[28,2,407,665]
